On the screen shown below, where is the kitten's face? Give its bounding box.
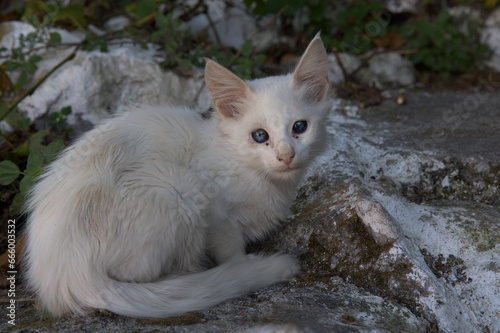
[218,78,329,181]
[205,34,330,182]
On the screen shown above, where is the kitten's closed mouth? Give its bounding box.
[280,166,299,173]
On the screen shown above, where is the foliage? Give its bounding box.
[0,23,60,91]
[483,0,499,9]
[328,0,386,55]
[245,0,387,54]
[402,11,490,77]
[244,0,491,76]
[0,107,72,215]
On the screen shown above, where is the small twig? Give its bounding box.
[0,134,15,149]
[350,48,418,77]
[192,79,206,107]
[135,11,157,26]
[226,4,289,68]
[333,49,349,82]
[204,4,221,45]
[178,0,205,22]
[0,47,78,122]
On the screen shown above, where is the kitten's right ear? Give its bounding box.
[205,59,252,118]
[291,34,329,103]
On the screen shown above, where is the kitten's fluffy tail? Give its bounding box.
[99,254,298,318]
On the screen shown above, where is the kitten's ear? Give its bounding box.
[205,59,252,118]
[291,33,329,103]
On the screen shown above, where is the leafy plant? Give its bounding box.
[244,0,387,55]
[0,107,72,215]
[402,11,490,77]
[328,0,386,55]
[0,27,61,90]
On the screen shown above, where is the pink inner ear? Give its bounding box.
[291,38,329,103]
[215,100,239,118]
[205,60,252,118]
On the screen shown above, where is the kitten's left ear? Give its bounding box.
[291,33,329,103]
[205,59,252,118]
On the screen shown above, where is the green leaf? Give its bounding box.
[60,5,87,31]
[19,174,36,194]
[16,71,28,87]
[9,192,25,216]
[49,32,62,44]
[25,62,37,75]
[29,54,43,64]
[28,128,50,152]
[61,106,72,116]
[136,0,156,20]
[12,142,28,157]
[240,40,253,57]
[43,137,65,164]
[0,102,8,122]
[26,151,44,174]
[0,160,21,185]
[254,54,266,66]
[179,58,192,71]
[48,112,60,120]
[4,61,21,72]
[5,109,30,131]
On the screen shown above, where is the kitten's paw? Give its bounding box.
[263,253,301,282]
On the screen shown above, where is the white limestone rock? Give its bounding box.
[327,53,362,85]
[355,52,415,89]
[328,52,415,88]
[16,43,205,134]
[482,7,500,71]
[385,0,418,14]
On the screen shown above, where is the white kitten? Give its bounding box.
[24,35,330,318]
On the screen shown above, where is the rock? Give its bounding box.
[385,0,418,14]
[0,21,85,86]
[17,43,205,134]
[482,7,500,71]
[328,52,415,88]
[3,279,425,332]
[1,21,207,135]
[355,53,415,89]
[186,0,279,52]
[327,53,361,84]
[272,91,499,332]
[354,199,398,245]
[187,0,257,50]
[103,16,132,32]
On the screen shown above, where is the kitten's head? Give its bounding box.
[205,35,330,182]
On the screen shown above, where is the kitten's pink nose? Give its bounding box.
[278,153,295,165]
[276,141,295,165]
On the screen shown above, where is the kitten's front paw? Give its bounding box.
[266,254,301,281]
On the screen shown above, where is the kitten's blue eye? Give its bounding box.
[251,129,269,143]
[293,120,308,134]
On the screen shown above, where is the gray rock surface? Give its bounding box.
[17,42,206,134]
[483,7,500,72]
[355,53,415,88]
[280,89,499,332]
[328,52,415,88]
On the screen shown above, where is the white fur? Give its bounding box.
[24,36,330,318]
